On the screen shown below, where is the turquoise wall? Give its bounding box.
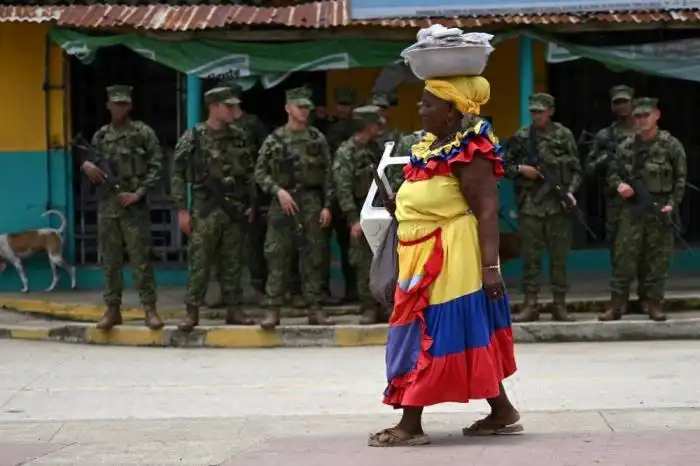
[0,150,74,292]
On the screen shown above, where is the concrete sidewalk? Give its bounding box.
[1,272,699,348]
[2,340,700,464]
[1,309,700,347]
[1,273,700,323]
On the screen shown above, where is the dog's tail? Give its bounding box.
[42,209,67,236]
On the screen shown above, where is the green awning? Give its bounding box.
[50,27,700,89]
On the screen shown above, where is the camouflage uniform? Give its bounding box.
[171,86,257,331]
[232,87,270,297]
[371,93,403,148]
[89,85,164,331]
[254,87,335,328]
[333,106,385,324]
[206,85,270,306]
[323,86,358,304]
[386,130,420,192]
[504,93,582,322]
[601,97,687,322]
[585,85,636,269]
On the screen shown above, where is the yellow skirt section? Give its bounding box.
[396,175,484,306]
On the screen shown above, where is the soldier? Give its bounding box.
[599,97,686,322]
[312,103,331,134]
[504,93,582,322]
[207,83,270,308]
[81,85,164,331]
[326,86,357,153]
[230,84,269,299]
[372,93,403,148]
[254,87,335,330]
[385,130,420,192]
[323,86,358,304]
[333,106,385,324]
[172,86,257,332]
[586,85,635,271]
[208,82,270,308]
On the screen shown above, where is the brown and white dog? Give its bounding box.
[0,210,76,293]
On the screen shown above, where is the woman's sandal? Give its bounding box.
[368,428,431,447]
[462,417,524,436]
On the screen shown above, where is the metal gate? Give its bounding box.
[70,45,186,266]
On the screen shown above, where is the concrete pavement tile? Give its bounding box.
[0,422,63,442]
[241,409,610,440]
[51,418,248,443]
[228,430,700,466]
[0,389,17,408]
[27,439,256,466]
[600,408,700,431]
[0,442,67,466]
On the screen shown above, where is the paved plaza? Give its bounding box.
[2,340,700,464]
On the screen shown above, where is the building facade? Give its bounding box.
[0,2,697,292]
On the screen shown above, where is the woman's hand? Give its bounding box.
[483,266,505,301]
[385,194,397,218]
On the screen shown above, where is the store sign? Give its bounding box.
[349,0,700,20]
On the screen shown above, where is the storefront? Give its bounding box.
[0,1,698,292]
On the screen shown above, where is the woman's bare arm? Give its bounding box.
[451,155,500,266]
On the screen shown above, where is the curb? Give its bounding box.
[2,319,700,348]
[4,296,700,323]
[0,299,362,323]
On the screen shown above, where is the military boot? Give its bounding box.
[322,294,343,306]
[291,295,307,309]
[551,292,575,322]
[178,305,199,332]
[259,309,280,330]
[225,306,254,326]
[308,305,335,326]
[96,305,122,331]
[144,305,164,330]
[359,307,380,325]
[598,292,626,321]
[512,295,539,323]
[647,299,667,322]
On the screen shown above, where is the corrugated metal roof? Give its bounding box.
[54,1,345,29]
[0,5,61,22]
[2,1,700,29]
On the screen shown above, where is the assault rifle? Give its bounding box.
[508,130,598,240]
[189,128,246,222]
[578,130,694,256]
[73,133,124,196]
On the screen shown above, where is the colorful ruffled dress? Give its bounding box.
[383,121,517,408]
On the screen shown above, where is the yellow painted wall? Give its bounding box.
[325,36,547,139]
[0,23,66,152]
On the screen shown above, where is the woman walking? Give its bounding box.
[369,50,521,446]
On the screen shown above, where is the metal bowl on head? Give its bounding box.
[402,44,493,80]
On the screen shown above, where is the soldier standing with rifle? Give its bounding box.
[333,105,385,324]
[323,86,358,304]
[585,86,636,273]
[504,93,582,323]
[254,87,334,330]
[81,85,164,331]
[599,97,687,322]
[207,82,270,308]
[171,86,257,332]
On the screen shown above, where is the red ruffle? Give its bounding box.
[384,228,444,406]
[383,328,516,407]
[403,135,505,182]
